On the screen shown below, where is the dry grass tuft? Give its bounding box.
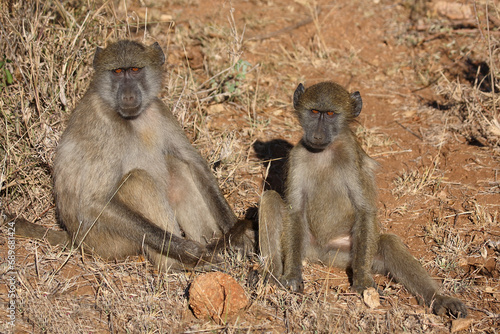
[392,164,443,199]
[436,78,500,148]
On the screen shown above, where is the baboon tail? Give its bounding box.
[2,213,70,246]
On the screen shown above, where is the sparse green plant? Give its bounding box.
[0,55,13,89]
[435,255,457,272]
[210,59,252,102]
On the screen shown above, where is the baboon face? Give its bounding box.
[110,67,146,118]
[301,106,340,150]
[293,82,362,150]
[92,40,165,118]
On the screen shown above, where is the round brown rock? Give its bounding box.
[189,272,248,323]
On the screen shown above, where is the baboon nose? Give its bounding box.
[121,92,140,109]
[123,94,135,103]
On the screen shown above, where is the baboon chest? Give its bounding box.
[294,156,356,239]
[123,108,169,176]
[304,175,356,239]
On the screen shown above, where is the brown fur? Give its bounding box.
[259,81,467,317]
[6,40,252,271]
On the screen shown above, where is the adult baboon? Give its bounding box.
[6,40,252,271]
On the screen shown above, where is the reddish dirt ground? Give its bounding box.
[157,0,500,326]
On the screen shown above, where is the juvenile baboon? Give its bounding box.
[259,81,467,317]
[6,40,252,270]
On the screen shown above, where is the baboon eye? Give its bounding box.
[311,109,319,114]
[326,111,335,116]
[131,67,140,72]
[113,68,123,74]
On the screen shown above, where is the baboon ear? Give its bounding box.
[151,42,165,65]
[293,83,305,110]
[350,91,362,117]
[92,46,103,70]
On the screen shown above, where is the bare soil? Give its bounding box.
[1,0,499,332]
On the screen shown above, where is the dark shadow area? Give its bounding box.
[243,206,259,254]
[244,139,293,255]
[445,57,493,93]
[244,206,258,222]
[466,137,486,147]
[462,58,492,93]
[426,100,453,111]
[252,139,293,197]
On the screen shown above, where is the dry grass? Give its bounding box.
[409,0,500,149]
[1,0,500,333]
[436,78,500,148]
[392,164,443,199]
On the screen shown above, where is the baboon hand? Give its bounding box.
[230,227,255,255]
[177,239,222,268]
[280,275,304,293]
[433,294,468,318]
[206,219,255,255]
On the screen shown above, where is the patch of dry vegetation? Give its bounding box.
[392,160,444,199]
[403,0,500,149]
[436,78,500,147]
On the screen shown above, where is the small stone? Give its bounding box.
[451,317,474,332]
[206,104,225,114]
[363,287,381,309]
[189,272,248,324]
[433,1,472,20]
